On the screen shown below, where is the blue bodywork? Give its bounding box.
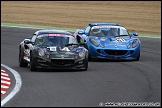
[73,22,141,61]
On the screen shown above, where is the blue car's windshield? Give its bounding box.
[35,34,78,47]
[89,26,129,37]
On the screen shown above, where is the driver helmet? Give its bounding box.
[91,26,101,35]
[38,38,45,44]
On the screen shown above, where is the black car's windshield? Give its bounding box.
[89,26,129,37]
[35,34,78,47]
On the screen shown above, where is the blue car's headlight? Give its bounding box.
[132,39,139,48]
[99,44,104,48]
[78,51,85,58]
[89,38,99,47]
[127,45,131,49]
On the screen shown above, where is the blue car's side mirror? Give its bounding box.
[78,30,85,35]
[130,32,138,37]
[133,32,138,36]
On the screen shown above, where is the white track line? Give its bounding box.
[1,64,22,107]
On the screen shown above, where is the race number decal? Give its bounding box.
[47,46,57,51]
[116,37,125,42]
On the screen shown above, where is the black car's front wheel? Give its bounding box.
[30,54,37,71]
[84,44,92,61]
[81,57,88,71]
[19,50,28,67]
[82,63,88,71]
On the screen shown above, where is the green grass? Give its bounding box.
[1,22,161,38]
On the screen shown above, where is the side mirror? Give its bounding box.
[133,32,138,36]
[130,32,138,37]
[24,39,32,44]
[78,30,85,35]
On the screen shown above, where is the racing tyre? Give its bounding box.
[19,50,28,67]
[84,44,92,61]
[82,61,88,71]
[135,52,140,61]
[88,53,92,61]
[30,54,37,71]
[77,35,81,43]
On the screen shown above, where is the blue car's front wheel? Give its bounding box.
[88,53,92,61]
[135,52,140,61]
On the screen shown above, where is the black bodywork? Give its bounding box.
[19,30,88,71]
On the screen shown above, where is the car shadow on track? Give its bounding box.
[89,59,134,62]
[36,68,87,72]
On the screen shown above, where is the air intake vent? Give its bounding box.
[104,50,127,55]
[51,59,74,65]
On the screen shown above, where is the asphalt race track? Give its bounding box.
[1,26,161,107]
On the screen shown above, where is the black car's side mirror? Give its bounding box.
[24,39,33,44]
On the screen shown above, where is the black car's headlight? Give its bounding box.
[38,49,45,56]
[78,51,85,58]
[132,39,139,48]
[89,38,99,47]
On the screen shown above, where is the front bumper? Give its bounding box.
[88,45,140,60]
[35,57,87,70]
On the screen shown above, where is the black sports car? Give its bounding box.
[19,30,88,71]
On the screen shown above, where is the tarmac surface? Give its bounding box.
[1,26,161,107]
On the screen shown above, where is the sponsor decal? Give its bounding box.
[61,47,70,51]
[101,37,107,41]
[48,34,62,36]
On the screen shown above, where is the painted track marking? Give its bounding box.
[1,69,11,97]
[1,64,22,107]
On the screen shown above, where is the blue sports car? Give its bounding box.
[73,22,140,61]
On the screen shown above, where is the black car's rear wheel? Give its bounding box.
[19,50,28,67]
[30,54,37,71]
